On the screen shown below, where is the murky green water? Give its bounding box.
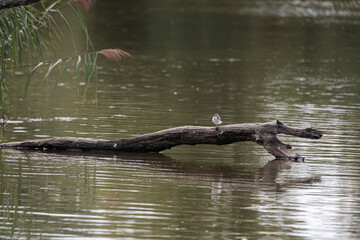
[1,0,360,239]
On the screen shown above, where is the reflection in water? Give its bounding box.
[0,149,322,239]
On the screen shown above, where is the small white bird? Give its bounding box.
[212,113,222,126]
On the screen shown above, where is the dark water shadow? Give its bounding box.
[1,149,321,189]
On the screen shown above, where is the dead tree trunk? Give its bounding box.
[0,0,40,10]
[0,120,322,160]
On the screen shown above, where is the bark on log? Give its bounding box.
[0,0,40,10]
[0,120,322,160]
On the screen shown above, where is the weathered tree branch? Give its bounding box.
[0,120,322,160]
[0,0,40,10]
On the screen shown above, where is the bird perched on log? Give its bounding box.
[212,113,222,126]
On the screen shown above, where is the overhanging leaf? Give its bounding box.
[43,58,62,85]
[54,58,72,88]
[24,62,44,99]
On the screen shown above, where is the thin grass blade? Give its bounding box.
[76,55,81,81]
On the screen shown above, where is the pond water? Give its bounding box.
[1,0,360,239]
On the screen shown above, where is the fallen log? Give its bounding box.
[0,120,322,160]
[0,0,40,10]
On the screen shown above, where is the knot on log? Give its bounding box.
[276,120,284,125]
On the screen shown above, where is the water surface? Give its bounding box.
[1,0,360,239]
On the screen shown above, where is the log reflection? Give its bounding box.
[2,149,320,188]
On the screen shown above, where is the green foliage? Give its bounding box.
[0,0,97,116]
